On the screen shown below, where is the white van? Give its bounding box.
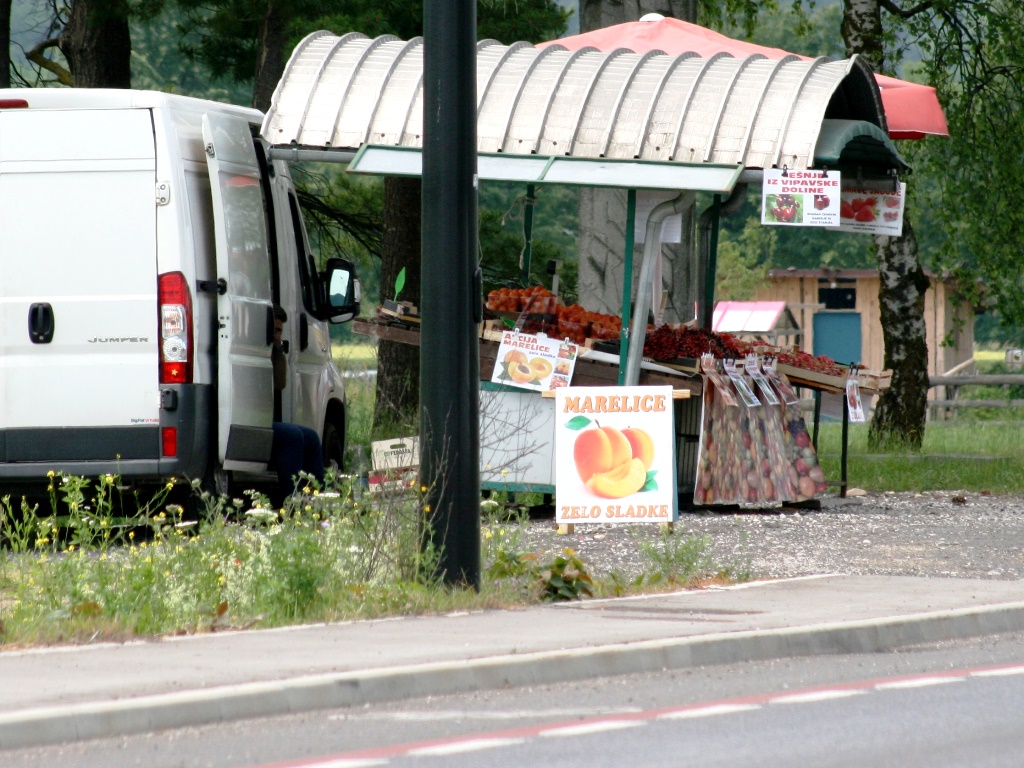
[0,89,360,497]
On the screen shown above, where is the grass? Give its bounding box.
[334,342,379,368]
[816,420,1024,494]
[0,473,729,648]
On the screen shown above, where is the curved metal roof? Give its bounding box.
[263,31,902,174]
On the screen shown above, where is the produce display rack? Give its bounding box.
[353,315,887,506]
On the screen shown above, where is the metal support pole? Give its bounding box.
[618,189,636,385]
[700,194,722,329]
[421,0,480,588]
[520,184,536,286]
[840,389,850,498]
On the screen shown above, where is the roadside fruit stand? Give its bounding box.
[262,29,913,512]
[354,284,890,507]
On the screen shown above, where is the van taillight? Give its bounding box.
[0,99,28,109]
[162,427,178,457]
[158,272,193,384]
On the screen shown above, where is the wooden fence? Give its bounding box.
[928,374,1024,417]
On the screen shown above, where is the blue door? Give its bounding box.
[813,312,862,366]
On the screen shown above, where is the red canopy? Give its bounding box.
[544,17,948,141]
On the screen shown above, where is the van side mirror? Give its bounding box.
[323,258,361,324]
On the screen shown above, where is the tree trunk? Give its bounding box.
[373,176,422,435]
[842,0,929,450]
[1,0,11,88]
[60,0,132,88]
[252,0,287,112]
[868,215,930,450]
[842,0,885,71]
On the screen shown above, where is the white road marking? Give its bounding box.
[539,720,644,737]
[406,738,525,756]
[658,703,761,719]
[874,676,964,690]
[971,665,1024,678]
[770,689,866,705]
[297,760,388,768]
[332,707,641,722]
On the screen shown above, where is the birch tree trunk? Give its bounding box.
[842,0,929,450]
[869,216,930,449]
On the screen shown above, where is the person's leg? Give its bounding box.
[271,422,304,498]
[299,426,325,484]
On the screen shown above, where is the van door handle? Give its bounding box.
[28,303,55,344]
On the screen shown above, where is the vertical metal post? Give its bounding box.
[421,0,480,587]
[699,194,721,329]
[840,384,850,499]
[618,189,636,384]
[520,184,536,285]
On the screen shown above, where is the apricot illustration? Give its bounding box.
[573,426,632,483]
[508,362,535,383]
[586,457,646,498]
[621,427,655,470]
[503,349,528,365]
[529,356,553,379]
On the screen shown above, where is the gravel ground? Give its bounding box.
[516,491,1024,582]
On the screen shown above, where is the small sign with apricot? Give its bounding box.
[554,385,677,524]
[492,331,578,391]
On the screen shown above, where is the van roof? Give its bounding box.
[0,88,262,122]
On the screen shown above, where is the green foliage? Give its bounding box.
[715,218,772,300]
[910,2,1024,329]
[535,548,593,601]
[130,14,250,101]
[974,312,1024,349]
[635,530,746,586]
[174,0,569,94]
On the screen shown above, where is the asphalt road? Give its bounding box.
[6,631,1024,768]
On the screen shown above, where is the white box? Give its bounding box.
[369,437,419,493]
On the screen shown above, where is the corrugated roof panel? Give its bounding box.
[603,55,671,158]
[501,47,566,154]
[533,48,595,155]
[364,38,424,146]
[570,51,635,157]
[263,32,904,175]
[477,46,538,152]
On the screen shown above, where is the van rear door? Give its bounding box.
[202,113,275,470]
[0,108,160,463]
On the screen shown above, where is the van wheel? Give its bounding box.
[322,419,345,474]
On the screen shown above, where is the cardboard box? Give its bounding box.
[369,437,420,493]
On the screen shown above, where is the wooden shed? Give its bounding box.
[753,268,974,386]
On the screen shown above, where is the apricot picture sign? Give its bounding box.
[555,386,677,524]
[492,331,579,391]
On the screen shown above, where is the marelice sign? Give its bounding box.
[554,386,677,524]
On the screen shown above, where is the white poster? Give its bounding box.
[492,331,579,391]
[555,386,677,524]
[761,168,841,227]
[831,181,906,236]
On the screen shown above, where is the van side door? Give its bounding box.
[202,113,275,471]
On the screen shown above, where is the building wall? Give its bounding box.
[754,273,974,387]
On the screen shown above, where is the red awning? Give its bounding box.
[544,17,948,141]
